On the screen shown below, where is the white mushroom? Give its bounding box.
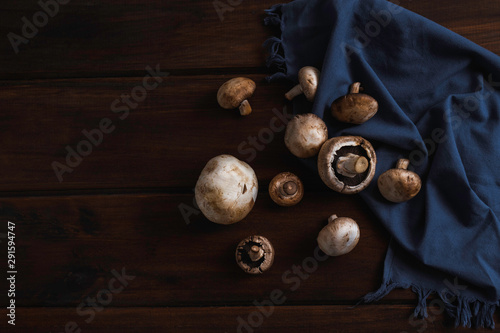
[284,113,328,158]
[317,136,376,194]
[285,66,320,101]
[195,155,258,224]
[317,215,360,256]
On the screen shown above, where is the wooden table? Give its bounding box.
[0,0,499,331]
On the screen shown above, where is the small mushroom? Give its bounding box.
[236,235,274,274]
[331,82,378,124]
[195,155,258,224]
[378,159,422,203]
[269,172,304,206]
[285,66,320,101]
[217,77,256,116]
[318,136,376,194]
[284,113,328,158]
[317,215,360,256]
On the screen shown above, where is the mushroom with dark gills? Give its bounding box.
[285,66,320,101]
[331,82,378,124]
[268,172,304,206]
[284,113,328,158]
[195,155,258,224]
[378,158,422,203]
[317,215,360,256]
[217,77,256,116]
[236,235,275,274]
[317,136,376,194]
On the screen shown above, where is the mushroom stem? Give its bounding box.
[396,158,410,170]
[239,100,252,116]
[336,153,369,178]
[249,245,264,261]
[328,214,338,224]
[281,181,297,196]
[285,84,303,100]
[349,82,361,94]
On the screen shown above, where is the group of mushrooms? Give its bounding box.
[197,66,422,274]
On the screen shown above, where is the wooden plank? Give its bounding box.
[1,305,497,332]
[0,0,273,79]
[0,192,420,307]
[0,0,499,78]
[0,74,317,191]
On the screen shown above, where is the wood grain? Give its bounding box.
[0,192,419,307]
[1,0,500,330]
[0,0,499,78]
[0,75,317,191]
[1,305,497,332]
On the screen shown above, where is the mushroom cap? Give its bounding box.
[195,155,258,224]
[284,113,328,158]
[217,77,256,109]
[317,136,376,194]
[317,215,360,256]
[236,235,275,274]
[331,83,378,124]
[298,66,320,102]
[268,172,304,206]
[378,160,421,203]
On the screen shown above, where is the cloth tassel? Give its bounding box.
[438,292,497,329]
[263,4,287,81]
[358,281,408,305]
[264,4,283,27]
[362,283,497,329]
[412,286,432,318]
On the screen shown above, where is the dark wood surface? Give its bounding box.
[0,0,499,331]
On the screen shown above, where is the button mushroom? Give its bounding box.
[268,172,304,206]
[195,155,258,224]
[285,66,320,101]
[236,235,274,274]
[318,136,376,194]
[217,77,256,116]
[331,82,378,124]
[378,158,422,203]
[284,113,328,158]
[317,215,360,256]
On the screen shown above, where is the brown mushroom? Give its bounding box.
[235,235,274,274]
[317,136,377,194]
[284,113,328,158]
[378,159,421,202]
[285,66,320,101]
[317,214,360,256]
[331,82,378,124]
[217,77,256,116]
[269,172,304,206]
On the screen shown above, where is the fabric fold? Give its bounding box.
[264,0,500,328]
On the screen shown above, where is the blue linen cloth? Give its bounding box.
[264,0,500,328]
